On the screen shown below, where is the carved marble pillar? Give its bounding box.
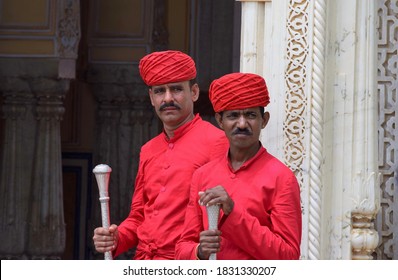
[0,75,70,259]
[349,0,380,260]
[88,83,122,260]
[87,66,157,259]
[322,0,380,259]
[0,78,36,259]
[126,95,155,209]
[0,0,80,260]
[240,0,380,259]
[26,78,70,259]
[93,84,123,217]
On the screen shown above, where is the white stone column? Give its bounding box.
[26,79,69,259]
[87,69,158,259]
[348,0,380,260]
[324,0,380,259]
[0,78,36,259]
[239,0,288,159]
[0,0,81,259]
[239,0,381,259]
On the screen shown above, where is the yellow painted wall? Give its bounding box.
[167,0,190,52]
[0,0,56,56]
[0,0,192,59]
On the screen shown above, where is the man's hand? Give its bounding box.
[197,229,221,260]
[93,224,119,253]
[199,185,234,215]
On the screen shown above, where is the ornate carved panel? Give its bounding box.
[375,0,398,260]
[284,0,311,258]
[285,0,309,197]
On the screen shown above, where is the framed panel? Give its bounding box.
[62,152,93,259]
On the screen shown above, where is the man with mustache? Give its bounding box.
[175,72,302,260]
[92,50,228,259]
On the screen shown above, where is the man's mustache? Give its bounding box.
[232,128,252,135]
[160,102,181,111]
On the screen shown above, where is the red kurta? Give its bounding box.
[114,114,228,259]
[175,146,302,260]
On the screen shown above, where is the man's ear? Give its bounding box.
[148,88,155,106]
[191,83,200,102]
[262,111,270,129]
[215,113,223,129]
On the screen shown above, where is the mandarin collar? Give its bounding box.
[226,143,267,173]
[163,114,201,143]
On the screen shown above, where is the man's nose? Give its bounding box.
[163,89,174,102]
[237,115,248,128]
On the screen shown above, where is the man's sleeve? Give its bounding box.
[220,173,302,260]
[113,155,146,257]
[175,171,204,259]
[209,130,229,160]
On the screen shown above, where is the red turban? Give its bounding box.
[139,50,197,86]
[209,73,270,112]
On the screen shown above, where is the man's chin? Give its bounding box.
[159,114,180,124]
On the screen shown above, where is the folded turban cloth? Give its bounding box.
[209,73,270,112]
[139,50,197,86]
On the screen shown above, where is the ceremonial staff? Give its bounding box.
[93,164,113,260]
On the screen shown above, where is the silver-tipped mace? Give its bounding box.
[93,164,113,260]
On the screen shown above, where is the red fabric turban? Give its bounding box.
[209,73,270,112]
[139,50,197,86]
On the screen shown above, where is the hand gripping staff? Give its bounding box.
[93,164,113,260]
[206,204,220,260]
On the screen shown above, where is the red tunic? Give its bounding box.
[114,114,228,259]
[175,146,302,260]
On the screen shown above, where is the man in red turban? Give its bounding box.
[93,50,228,259]
[176,72,302,260]
[139,50,197,86]
[208,72,270,112]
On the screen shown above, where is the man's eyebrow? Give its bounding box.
[168,83,184,87]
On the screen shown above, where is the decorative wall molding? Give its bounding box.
[284,0,312,259]
[308,0,326,260]
[57,0,81,59]
[375,0,398,260]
